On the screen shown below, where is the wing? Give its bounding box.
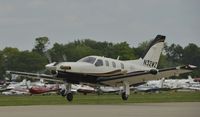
[98,65,197,86]
[6,71,63,83]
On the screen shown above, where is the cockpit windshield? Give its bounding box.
[78,57,96,64]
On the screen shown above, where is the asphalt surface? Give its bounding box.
[0,102,200,117]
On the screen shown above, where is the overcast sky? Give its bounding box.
[0,0,199,50]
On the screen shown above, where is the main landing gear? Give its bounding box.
[121,81,130,101]
[66,92,73,102]
[66,83,73,102]
[62,83,73,102]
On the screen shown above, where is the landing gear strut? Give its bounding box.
[65,83,73,102]
[121,81,130,101]
[96,84,102,95]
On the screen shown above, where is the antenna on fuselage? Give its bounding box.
[62,54,67,62]
[117,56,120,60]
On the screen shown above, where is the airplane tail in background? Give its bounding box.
[188,75,194,83]
[21,79,27,85]
[139,35,165,68]
[26,80,31,89]
[158,78,165,88]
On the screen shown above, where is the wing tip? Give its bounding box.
[181,64,197,70]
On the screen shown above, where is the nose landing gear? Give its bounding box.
[121,81,130,101]
[64,83,73,102]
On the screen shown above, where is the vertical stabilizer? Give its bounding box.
[140,35,165,68]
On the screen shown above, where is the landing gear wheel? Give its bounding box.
[66,93,73,102]
[122,92,128,101]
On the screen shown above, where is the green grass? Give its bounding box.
[0,91,200,106]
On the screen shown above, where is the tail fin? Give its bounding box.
[188,75,194,83]
[140,35,165,68]
[158,78,165,88]
[21,79,27,85]
[26,80,31,89]
[40,79,44,83]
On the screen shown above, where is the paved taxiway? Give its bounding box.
[0,102,199,117]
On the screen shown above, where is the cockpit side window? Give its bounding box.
[95,59,103,67]
[78,57,96,64]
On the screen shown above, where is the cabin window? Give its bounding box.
[112,61,116,68]
[95,59,103,67]
[120,63,124,69]
[105,60,109,66]
[78,57,96,64]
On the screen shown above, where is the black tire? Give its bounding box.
[121,92,128,101]
[66,93,73,102]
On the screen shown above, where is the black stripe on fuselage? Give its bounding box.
[56,65,194,84]
[97,66,182,82]
[56,70,145,84]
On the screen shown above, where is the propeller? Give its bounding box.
[45,51,68,75]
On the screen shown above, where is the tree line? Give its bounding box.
[0,37,200,79]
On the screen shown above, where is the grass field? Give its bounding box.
[0,91,200,106]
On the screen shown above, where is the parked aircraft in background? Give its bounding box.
[134,78,167,92]
[6,79,27,90]
[99,86,123,94]
[194,78,200,82]
[0,86,10,93]
[29,84,59,95]
[1,79,50,95]
[0,80,6,85]
[30,79,46,86]
[2,79,29,95]
[163,76,200,91]
[59,84,96,95]
[134,76,200,92]
[7,35,197,101]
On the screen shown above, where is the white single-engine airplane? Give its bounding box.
[7,35,197,101]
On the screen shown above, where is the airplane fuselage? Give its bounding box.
[46,56,152,84]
